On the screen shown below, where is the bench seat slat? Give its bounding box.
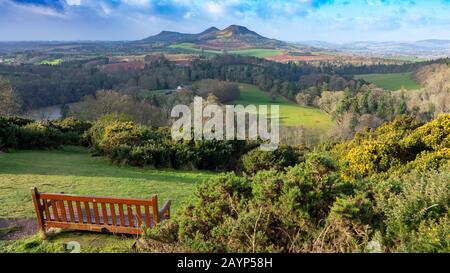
[45,206,155,228]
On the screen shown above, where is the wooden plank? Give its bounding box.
[118,204,125,226]
[101,203,109,225]
[58,200,68,222]
[43,198,52,222]
[31,187,45,230]
[144,205,151,229]
[40,193,154,206]
[135,205,142,229]
[67,201,76,222]
[159,200,172,220]
[50,200,60,222]
[152,195,159,225]
[84,202,92,224]
[92,202,100,224]
[127,205,134,227]
[109,203,117,226]
[75,201,83,223]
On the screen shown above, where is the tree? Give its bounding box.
[60,104,70,119]
[317,91,345,116]
[0,77,22,116]
[396,99,408,115]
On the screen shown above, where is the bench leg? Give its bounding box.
[38,227,48,240]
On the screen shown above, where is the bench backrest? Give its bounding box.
[31,187,162,235]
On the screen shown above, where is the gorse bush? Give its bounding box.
[152,152,372,253]
[149,115,450,253]
[49,117,92,145]
[84,114,259,171]
[336,114,450,179]
[0,117,90,150]
[1,113,448,253]
[374,168,450,253]
[241,145,307,174]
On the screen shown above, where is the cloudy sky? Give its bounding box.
[1,0,450,42]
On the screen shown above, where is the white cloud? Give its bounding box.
[66,0,81,6]
[204,1,226,17]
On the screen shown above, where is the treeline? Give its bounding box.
[4,54,444,113]
[0,59,114,109]
[334,58,450,75]
[195,79,240,103]
[310,62,450,139]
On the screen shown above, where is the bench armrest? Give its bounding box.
[159,200,171,220]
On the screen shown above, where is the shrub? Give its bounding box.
[152,152,363,253]
[374,167,450,252]
[1,116,92,151]
[50,117,92,145]
[16,122,64,149]
[0,117,19,150]
[241,145,306,174]
[84,114,258,171]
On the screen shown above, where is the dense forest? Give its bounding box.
[3,54,447,112]
[1,54,450,145]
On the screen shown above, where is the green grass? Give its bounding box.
[234,84,334,130]
[169,43,283,58]
[39,58,63,66]
[0,146,213,219]
[0,146,214,252]
[354,72,421,91]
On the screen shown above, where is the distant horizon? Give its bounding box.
[1,0,450,42]
[0,23,449,44]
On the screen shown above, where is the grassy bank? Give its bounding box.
[235,84,334,130]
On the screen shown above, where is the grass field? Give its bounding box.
[354,72,421,91]
[0,146,213,252]
[0,146,213,219]
[169,43,283,58]
[235,84,334,130]
[39,58,63,65]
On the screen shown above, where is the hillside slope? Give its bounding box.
[139,25,293,50]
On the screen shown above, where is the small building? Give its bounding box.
[177,85,193,94]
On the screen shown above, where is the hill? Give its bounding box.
[139,25,292,50]
[298,40,450,59]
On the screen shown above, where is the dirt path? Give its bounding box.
[0,218,37,240]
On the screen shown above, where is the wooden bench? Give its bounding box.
[31,187,171,235]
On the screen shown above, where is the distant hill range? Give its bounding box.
[298,40,450,58]
[137,25,293,50]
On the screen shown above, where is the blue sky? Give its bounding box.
[1,0,450,42]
